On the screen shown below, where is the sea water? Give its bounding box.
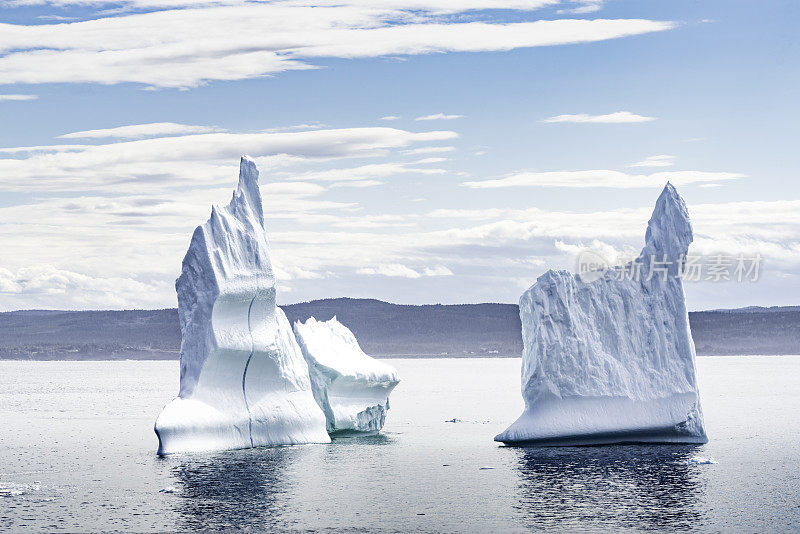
[1,356,798,532]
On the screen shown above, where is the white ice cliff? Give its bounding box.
[496,183,708,446]
[293,317,399,433]
[154,157,330,454]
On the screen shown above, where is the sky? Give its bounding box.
[0,0,798,311]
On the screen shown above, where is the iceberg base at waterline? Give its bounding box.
[495,393,706,446]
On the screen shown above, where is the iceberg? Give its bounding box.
[496,183,708,446]
[293,317,399,434]
[154,157,329,454]
[687,456,717,465]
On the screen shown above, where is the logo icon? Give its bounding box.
[576,249,609,283]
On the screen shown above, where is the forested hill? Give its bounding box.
[0,298,798,359]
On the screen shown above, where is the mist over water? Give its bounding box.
[1,357,798,532]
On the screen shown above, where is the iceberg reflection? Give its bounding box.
[166,447,299,531]
[512,445,709,531]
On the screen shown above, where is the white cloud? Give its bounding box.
[0,126,456,192]
[463,169,744,189]
[3,1,562,11]
[261,123,328,133]
[0,182,358,304]
[380,115,401,121]
[58,122,225,139]
[0,265,171,309]
[423,265,453,276]
[557,0,603,14]
[630,154,675,168]
[287,161,448,183]
[330,179,384,188]
[428,198,800,250]
[0,94,37,101]
[35,15,78,21]
[262,181,327,196]
[272,262,323,281]
[356,263,452,278]
[0,144,88,154]
[541,111,656,123]
[415,113,464,121]
[0,9,674,88]
[357,264,423,278]
[3,172,800,309]
[403,146,455,155]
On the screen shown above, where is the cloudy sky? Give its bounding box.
[0,0,798,311]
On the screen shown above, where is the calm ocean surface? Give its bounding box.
[1,356,799,532]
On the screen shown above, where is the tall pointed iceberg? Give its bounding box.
[154,157,329,454]
[496,183,707,446]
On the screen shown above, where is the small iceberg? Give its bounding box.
[293,316,399,434]
[687,456,718,465]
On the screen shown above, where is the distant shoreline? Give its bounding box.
[2,354,798,362]
[2,298,799,359]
